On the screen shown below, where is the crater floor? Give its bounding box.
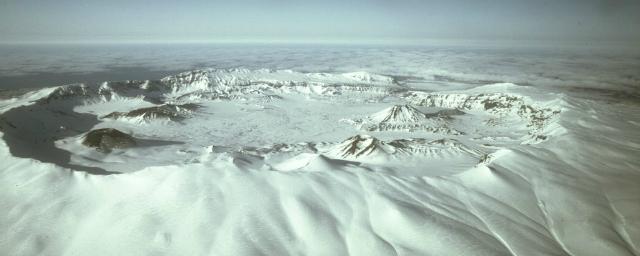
[3,69,560,176]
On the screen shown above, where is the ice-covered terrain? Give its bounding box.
[1,66,639,255]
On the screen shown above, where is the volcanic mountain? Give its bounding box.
[326,135,399,159]
[357,104,464,134]
[370,104,427,123]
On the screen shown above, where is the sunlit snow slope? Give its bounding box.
[1,68,639,256]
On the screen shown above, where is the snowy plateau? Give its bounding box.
[0,68,639,256]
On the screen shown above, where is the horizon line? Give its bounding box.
[1,37,639,48]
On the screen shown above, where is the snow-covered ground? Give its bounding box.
[1,64,639,255]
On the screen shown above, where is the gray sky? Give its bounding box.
[1,0,639,44]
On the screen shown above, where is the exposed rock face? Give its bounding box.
[103,103,199,122]
[326,135,481,162]
[330,135,393,158]
[160,70,211,94]
[405,92,524,114]
[405,91,562,140]
[82,128,136,152]
[426,109,466,119]
[37,84,91,104]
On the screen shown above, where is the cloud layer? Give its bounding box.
[0,43,638,92]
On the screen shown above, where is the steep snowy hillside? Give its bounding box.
[0,68,638,256]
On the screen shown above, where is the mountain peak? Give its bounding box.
[329,135,394,158]
[370,104,426,124]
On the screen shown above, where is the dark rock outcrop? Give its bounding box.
[82,128,136,152]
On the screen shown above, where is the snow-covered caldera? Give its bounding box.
[1,68,639,255]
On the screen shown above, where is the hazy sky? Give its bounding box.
[1,0,639,44]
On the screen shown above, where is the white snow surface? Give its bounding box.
[1,68,639,256]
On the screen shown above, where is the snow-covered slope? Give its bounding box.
[0,68,638,256]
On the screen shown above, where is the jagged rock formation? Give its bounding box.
[38,84,92,103]
[103,103,199,122]
[326,135,480,161]
[388,138,481,157]
[405,90,561,140]
[426,109,466,119]
[160,70,211,94]
[404,92,519,112]
[34,69,400,106]
[327,135,398,158]
[82,128,136,152]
